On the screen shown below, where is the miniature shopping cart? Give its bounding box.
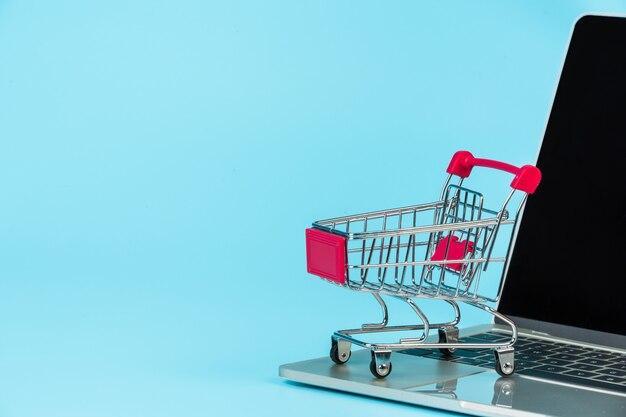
[305,150,541,378]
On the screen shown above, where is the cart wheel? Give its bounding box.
[369,351,392,378]
[494,348,515,377]
[330,339,351,364]
[438,326,459,356]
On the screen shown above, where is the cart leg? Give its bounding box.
[361,293,389,330]
[330,337,352,364]
[398,297,430,343]
[494,346,515,377]
[444,300,461,327]
[438,325,459,356]
[370,351,392,379]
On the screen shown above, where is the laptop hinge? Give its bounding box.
[497,315,626,350]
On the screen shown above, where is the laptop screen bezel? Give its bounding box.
[494,14,626,349]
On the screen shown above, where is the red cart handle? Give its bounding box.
[446,150,542,194]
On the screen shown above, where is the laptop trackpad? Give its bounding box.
[281,349,484,390]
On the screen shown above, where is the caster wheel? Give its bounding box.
[330,339,351,364]
[494,350,516,377]
[369,352,392,378]
[438,327,458,356]
[439,347,456,356]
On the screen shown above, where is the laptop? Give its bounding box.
[279,15,626,417]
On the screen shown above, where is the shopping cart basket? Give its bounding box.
[305,150,541,378]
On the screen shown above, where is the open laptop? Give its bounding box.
[279,15,626,417]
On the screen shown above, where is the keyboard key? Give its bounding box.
[518,344,555,354]
[533,364,569,374]
[579,358,612,367]
[515,353,540,361]
[534,342,559,350]
[567,363,602,372]
[607,363,626,372]
[597,368,626,377]
[520,342,552,351]
[520,348,550,357]
[551,347,587,355]
[563,370,597,378]
[547,353,579,362]
[539,358,570,367]
[573,345,596,352]
[582,351,615,361]
[516,360,539,370]
[593,374,626,384]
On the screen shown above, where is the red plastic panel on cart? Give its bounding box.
[431,235,475,272]
[305,228,347,285]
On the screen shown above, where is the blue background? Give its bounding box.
[1,1,625,416]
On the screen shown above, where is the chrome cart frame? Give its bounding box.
[305,151,541,378]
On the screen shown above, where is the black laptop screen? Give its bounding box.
[499,16,626,336]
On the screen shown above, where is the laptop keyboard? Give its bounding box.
[401,331,626,393]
